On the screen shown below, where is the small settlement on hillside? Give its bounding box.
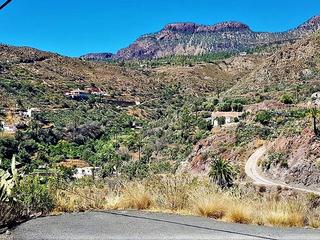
[0,108,40,134]
[65,86,141,106]
[64,87,106,100]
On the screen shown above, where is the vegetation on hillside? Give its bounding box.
[1,33,320,230]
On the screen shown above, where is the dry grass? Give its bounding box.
[52,175,320,229]
[191,190,229,219]
[54,185,110,212]
[117,183,152,210]
[225,203,253,224]
[262,201,306,227]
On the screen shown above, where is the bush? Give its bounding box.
[262,152,288,170]
[0,201,27,228]
[117,182,152,210]
[217,116,226,126]
[15,176,54,214]
[255,111,272,125]
[231,103,243,112]
[216,102,232,112]
[281,93,294,104]
[213,98,219,106]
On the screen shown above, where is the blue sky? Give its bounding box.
[0,0,319,57]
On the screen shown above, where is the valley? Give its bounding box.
[1,13,320,235]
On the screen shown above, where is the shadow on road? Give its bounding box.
[104,211,278,240]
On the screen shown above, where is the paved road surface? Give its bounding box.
[245,146,320,195]
[5,211,320,240]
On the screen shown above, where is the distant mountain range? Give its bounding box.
[80,16,320,61]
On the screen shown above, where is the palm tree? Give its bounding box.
[209,157,236,188]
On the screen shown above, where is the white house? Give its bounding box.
[73,167,100,179]
[22,108,40,118]
[211,112,243,127]
[311,92,320,106]
[65,89,90,100]
[1,121,17,133]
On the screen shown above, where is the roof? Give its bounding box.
[212,112,243,118]
[311,92,320,98]
[57,159,90,168]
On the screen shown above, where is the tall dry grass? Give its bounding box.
[52,175,320,228]
[117,182,152,210]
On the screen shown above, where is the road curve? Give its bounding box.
[5,211,320,240]
[245,146,320,195]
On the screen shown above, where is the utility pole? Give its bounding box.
[0,0,12,10]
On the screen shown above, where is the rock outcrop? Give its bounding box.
[80,52,113,61]
[265,129,320,190]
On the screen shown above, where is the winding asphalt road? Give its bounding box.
[4,211,320,240]
[245,145,320,195]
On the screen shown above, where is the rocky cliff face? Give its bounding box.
[83,16,320,61]
[265,129,320,190]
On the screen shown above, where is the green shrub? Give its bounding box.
[213,98,219,106]
[149,161,173,174]
[262,152,288,170]
[217,116,226,125]
[216,102,232,112]
[281,93,294,104]
[231,103,243,112]
[15,176,54,214]
[255,111,272,125]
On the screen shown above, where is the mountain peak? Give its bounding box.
[297,15,320,30]
[163,23,201,33]
[163,21,250,33]
[306,15,320,25]
[82,16,320,61]
[204,21,251,32]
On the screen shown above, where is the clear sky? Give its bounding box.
[0,0,319,57]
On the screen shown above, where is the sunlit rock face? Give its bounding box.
[83,16,320,61]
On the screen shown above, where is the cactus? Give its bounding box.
[0,155,18,201]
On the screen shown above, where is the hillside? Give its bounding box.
[177,34,320,190]
[83,16,320,60]
[0,44,263,110]
[1,32,320,192]
[227,32,320,99]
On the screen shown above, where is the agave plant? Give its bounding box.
[209,156,236,188]
[0,155,18,202]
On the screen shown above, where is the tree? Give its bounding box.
[209,157,236,188]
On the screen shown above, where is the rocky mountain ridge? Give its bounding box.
[80,52,114,61]
[82,16,320,60]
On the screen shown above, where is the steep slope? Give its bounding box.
[180,33,320,188]
[83,16,320,60]
[262,130,320,191]
[227,31,320,98]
